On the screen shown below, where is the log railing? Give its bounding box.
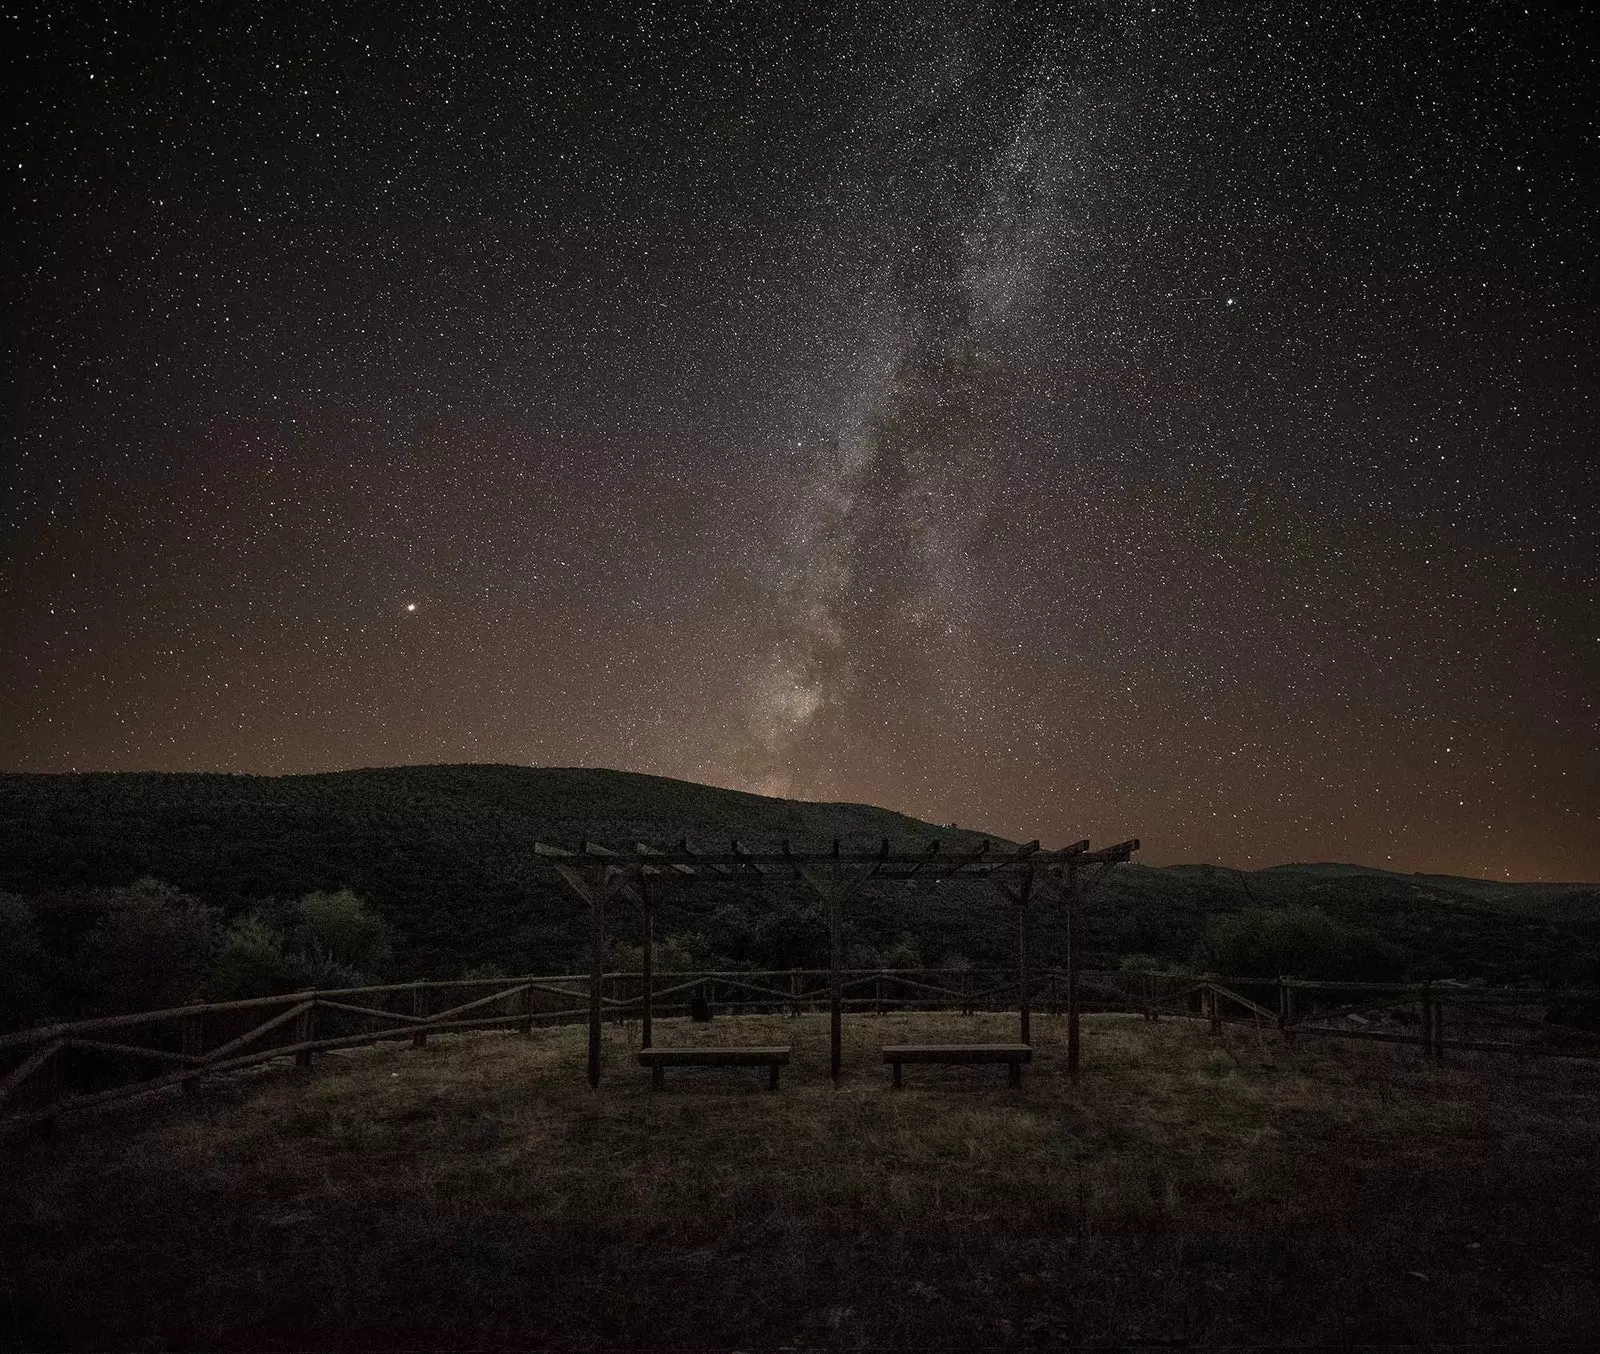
[1132,972,1600,1062]
[2,969,1596,1129]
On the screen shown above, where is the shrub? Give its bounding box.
[609,933,709,973]
[212,912,314,999]
[292,888,392,977]
[77,879,223,1014]
[1198,905,1386,980]
[882,938,924,970]
[0,892,51,1030]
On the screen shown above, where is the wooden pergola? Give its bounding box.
[536,835,1140,1086]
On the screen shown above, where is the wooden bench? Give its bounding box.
[637,1045,792,1090]
[882,1044,1032,1088]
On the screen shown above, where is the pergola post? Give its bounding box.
[986,858,1040,1045]
[830,840,843,1085]
[1017,868,1035,1045]
[588,861,606,1088]
[640,872,654,1050]
[1065,860,1081,1083]
[547,853,616,1090]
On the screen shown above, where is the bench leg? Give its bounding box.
[652,1063,664,1091]
[892,1061,902,1089]
[1009,1060,1022,1090]
[769,1063,780,1091]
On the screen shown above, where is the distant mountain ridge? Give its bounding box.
[2,764,1596,983]
[1258,861,1597,897]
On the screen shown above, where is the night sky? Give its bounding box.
[4,3,1595,879]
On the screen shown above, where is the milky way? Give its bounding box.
[4,2,1595,878]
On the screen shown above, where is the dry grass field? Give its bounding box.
[5,1010,1599,1350]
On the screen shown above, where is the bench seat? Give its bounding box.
[637,1045,792,1089]
[882,1043,1032,1088]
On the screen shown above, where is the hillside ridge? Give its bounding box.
[3,764,1596,988]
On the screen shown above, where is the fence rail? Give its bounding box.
[3,969,1596,1129]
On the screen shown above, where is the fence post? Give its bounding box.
[46,1042,62,1115]
[295,999,317,1069]
[412,982,428,1049]
[961,969,972,1016]
[876,971,885,1016]
[182,1010,205,1098]
[828,888,842,1086]
[1206,977,1222,1038]
[1279,976,1296,1048]
[587,867,605,1089]
[518,982,534,1035]
[1421,982,1445,1062]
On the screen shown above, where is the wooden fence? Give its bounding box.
[3,969,1596,1129]
[1133,972,1600,1061]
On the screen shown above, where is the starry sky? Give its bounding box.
[4,2,1596,880]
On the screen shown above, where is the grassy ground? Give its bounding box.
[5,1011,1599,1350]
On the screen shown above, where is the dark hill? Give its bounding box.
[0,766,1004,978]
[1,765,1595,984]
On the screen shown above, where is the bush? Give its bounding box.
[882,939,924,970]
[609,933,708,973]
[1198,905,1386,981]
[292,889,392,977]
[212,913,315,999]
[0,892,51,1030]
[78,879,223,1015]
[749,900,826,969]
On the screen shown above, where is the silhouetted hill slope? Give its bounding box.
[1261,861,1600,921]
[0,766,1002,977]
[1,766,1595,983]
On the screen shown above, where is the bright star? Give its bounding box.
[405,602,417,612]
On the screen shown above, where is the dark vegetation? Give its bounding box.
[2,765,1596,1033]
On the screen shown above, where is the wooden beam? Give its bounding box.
[676,837,734,877]
[411,982,428,1049]
[0,1039,64,1109]
[634,841,695,876]
[533,839,1133,873]
[588,862,605,1088]
[552,862,595,906]
[833,860,884,908]
[640,872,654,1050]
[987,876,1027,907]
[1017,868,1036,1046]
[929,839,993,882]
[831,839,842,1084]
[730,839,766,877]
[1064,861,1081,1082]
[897,838,941,885]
